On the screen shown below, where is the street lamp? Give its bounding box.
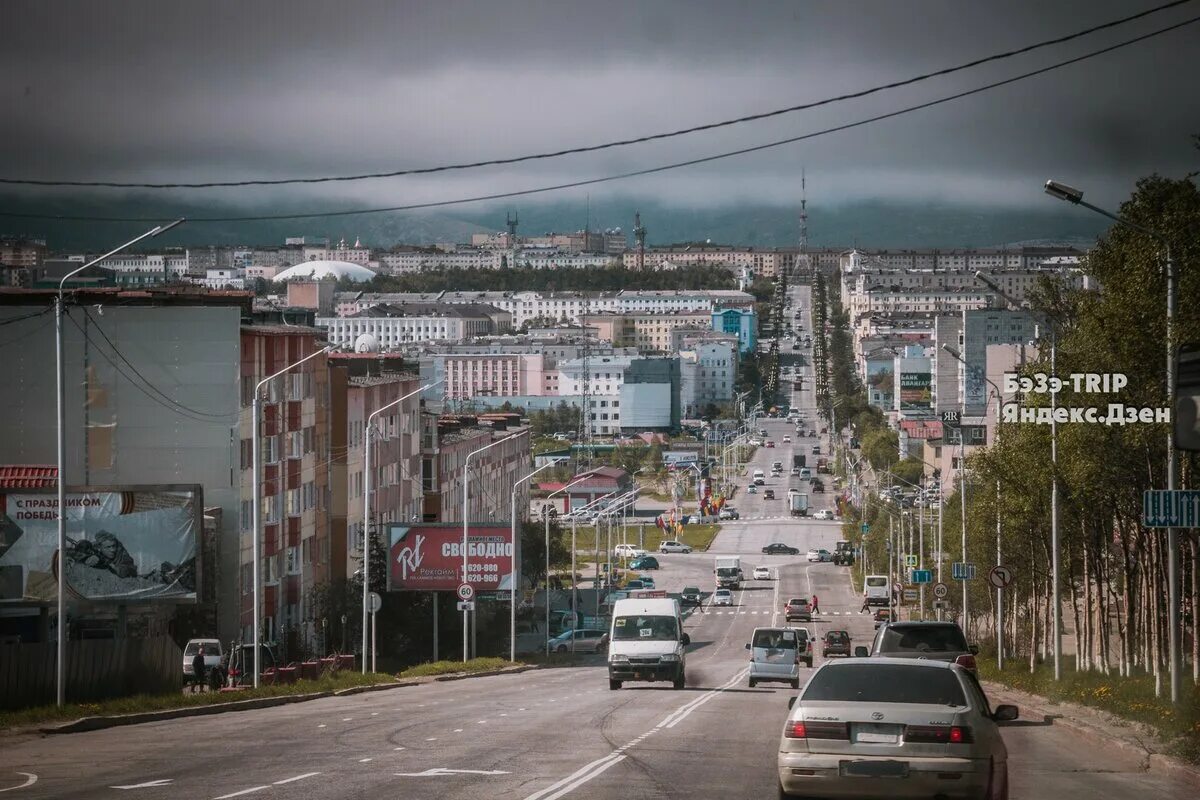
[1044,178,1180,704]
[253,344,333,687]
[976,269,1060,676]
[362,379,441,673]
[509,457,569,662]
[542,474,593,656]
[54,219,184,706]
[944,344,1006,667]
[461,429,529,662]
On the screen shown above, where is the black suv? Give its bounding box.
[858,621,979,673]
[680,587,703,607]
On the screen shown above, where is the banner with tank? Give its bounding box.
[0,486,201,603]
[387,523,513,592]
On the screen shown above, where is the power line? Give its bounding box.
[0,0,1191,191]
[3,12,1197,225]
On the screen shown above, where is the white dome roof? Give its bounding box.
[274,259,375,283]
[354,333,381,353]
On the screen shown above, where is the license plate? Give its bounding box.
[854,723,902,744]
[840,760,908,778]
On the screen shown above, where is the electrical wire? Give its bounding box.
[0,307,53,327]
[80,306,235,418]
[3,12,1195,225]
[0,0,1191,190]
[0,309,53,349]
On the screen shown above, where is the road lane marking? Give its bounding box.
[273,773,320,785]
[394,747,406,751]
[111,780,172,789]
[656,668,748,729]
[358,758,372,763]
[342,717,352,721]
[426,737,438,741]
[212,787,269,800]
[0,774,37,793]
[397,768,511,778]
[522,754,627,800]
[317,724,326,728]
[454,728,464,733]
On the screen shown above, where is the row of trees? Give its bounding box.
[837,176,1199,691]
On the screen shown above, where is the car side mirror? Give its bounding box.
[681,633,691,646]
[969,644,980,655]
[992,704,1019,722]
[854,646,869,658]
[745,642,751,650]
[787,697,797,709]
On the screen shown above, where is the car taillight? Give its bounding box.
[786,720,848,739]
[955,654,978,672]
[906,725,973,744]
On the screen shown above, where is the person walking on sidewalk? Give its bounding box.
[191,650,206,694]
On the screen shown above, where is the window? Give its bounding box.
[265,495,281,524]
[262,435,280,464]
[288,431,303,459]
[240,500,253,532]
[286,546,300,575]
[287,488,301,517]
[240,438,253,470]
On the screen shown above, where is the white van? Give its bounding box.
[753,469,766,485]
[863,575,890,607]
[607,597,689,690]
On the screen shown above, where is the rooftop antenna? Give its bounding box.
[634,211,647,271]
[506,211,519,269]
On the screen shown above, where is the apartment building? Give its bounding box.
[441,352,547,401]
[679,341,737,416]
[421,414,531,523]
[317,303,510,348]
[623,245,794,277]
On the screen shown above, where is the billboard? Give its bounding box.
[0,486,201,603]
[387,523,514,592]
[865,359,895,410]
[898,371,932,411]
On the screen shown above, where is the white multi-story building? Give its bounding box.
[317,303,504,348]
[623,246,794,277]
[440,352,547,401]
[67,251,190,286]
[557,355,636,397]
[200,268,245,289]
[679,341,736,416]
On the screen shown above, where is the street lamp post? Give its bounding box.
[541,475,593,656]
[509,457,569,662]
[253,344,332,687]
[461,430,529,662]
[1044,179,1180,704]
[54,219,184,706]
[363,380,441,673]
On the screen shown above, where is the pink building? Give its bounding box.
[443,353,546,401]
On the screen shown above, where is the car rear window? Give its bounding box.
[866,577,887,587]
[753,629,797,649]
[880,625,968,653]
[825,632,849,643]
[802,665,967,706]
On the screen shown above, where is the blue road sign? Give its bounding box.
[952,562,976,581]
[861,523,870,533]
[910,569,933,584]
[1143,490,1200,528]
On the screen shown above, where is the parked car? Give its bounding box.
[785,597,813,622]
[548,628,609,654]
[713,588,734,607]
[821,630,852,658]
[637,575,656,590]
[629,555,660,570]
[625,579,645,590]
[805,549,823,563]
[862,621,979,673]
[777,659,1017,799]
[746,627,805,689]
[763,543,800,555]
[183,638,224,683]
[752,566,772,580]
[658,540,693,554]
[718,507,740,520]
[680,586,703,607]
[613,544,647,559]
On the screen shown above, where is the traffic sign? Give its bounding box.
[456,600,475,612]
[457,583,474,601]
[932,599,949,610]
[1143,490,1200,528]
[933,582,949,599]
[910,569,933,584]
[904,554,918,568]
[988,565,1015,589]
[952,562,976,581]
[368,591,382,614]
[861,523,870,533]
[903,589,918,602]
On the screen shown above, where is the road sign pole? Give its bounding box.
[919,503,926,620]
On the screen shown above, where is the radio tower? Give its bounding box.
[506,211,519,269]
[633,210,647,271]
[795,168,810,282]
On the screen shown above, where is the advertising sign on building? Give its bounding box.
[898,371,932,411]
[387,523,514,592]
[0,486,201,603]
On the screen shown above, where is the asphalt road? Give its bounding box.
[1,284,1193,800]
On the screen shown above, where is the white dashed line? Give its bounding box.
[454,728,464,733]
[342,718,352,722]
[425,737,437,741]
[272,773,320,785]
[358,759,372,763]
[213,787,270,800]
[394,747,406,751]
[317,724,326,728]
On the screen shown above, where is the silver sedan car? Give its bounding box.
[777,658,1017,800]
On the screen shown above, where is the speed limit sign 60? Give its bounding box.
[932,582,949,599]
[457,583,474,601]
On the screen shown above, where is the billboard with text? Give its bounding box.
[387,523,514,592]
[0,486,201,603]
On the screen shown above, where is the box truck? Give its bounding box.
[788,490,809,517]
[714,556,742,589]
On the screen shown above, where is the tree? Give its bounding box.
[862,428,900,472]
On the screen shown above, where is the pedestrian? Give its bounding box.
[811,594,820,615]
[860,593,870,614]
[191,649,206,694]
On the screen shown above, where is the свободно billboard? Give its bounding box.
[387,523,513,592]
[0,486,201,603]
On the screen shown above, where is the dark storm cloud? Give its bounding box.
[1,0,1197,210]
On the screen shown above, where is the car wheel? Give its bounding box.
[673,672,685,690]
[791,678,800,689]
[748,678,757,688]
[805,658,813,668]
[556,645,568,654]
[778,781,797,799]
[609,679,622,690]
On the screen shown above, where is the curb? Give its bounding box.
[34,667,536,736]
[981,680,1200,786]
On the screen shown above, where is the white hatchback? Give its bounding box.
[813,510,835,521]
[658,540,693,554]
[753,566,772,580]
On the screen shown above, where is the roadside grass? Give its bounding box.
[977,657,1200,764]
[395,657,515,679]
[0,670,397,731]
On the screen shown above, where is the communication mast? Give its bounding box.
[633,211,647,271]
[794,168,811,283]
[506,211,519,269]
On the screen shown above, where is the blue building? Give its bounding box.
[711,308,757,353]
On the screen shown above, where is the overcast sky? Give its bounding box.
[2,0,1198,215]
